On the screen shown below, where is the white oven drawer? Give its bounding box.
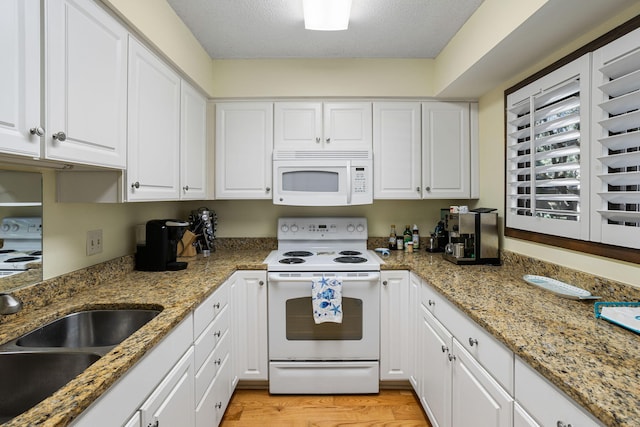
[269,361,379,394]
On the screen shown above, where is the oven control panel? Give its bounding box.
[277,217,367,240]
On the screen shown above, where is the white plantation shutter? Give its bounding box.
[506,54,590,239]
[591,27,640,248]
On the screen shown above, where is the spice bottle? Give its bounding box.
[412,224,420,250]
[403,225,412,251]
[389,225,397,250]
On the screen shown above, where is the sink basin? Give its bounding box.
[0,351,101,423]
[16,309,161,349]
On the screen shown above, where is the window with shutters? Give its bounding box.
[504,15,640,263]
[591,27,640,249]
[505,55,591,241]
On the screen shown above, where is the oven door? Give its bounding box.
[267,271,380,361]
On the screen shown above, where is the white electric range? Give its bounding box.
[0,217,42,278]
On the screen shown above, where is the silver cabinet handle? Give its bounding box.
[469,337,478,347]
[215,402,222,409]
[315,137,321,143]
[382,280,388,286]
[416,186,420,192]
[52,131,66,141]
[325,137,330,143]
[448,353,456,362]
[214,330,221,338]
[214,302,220,309]
[428,300,435,306]
[29,126,45,136]
[183,185,189,191]
[557,422,572,427]
[215,358,222,366]
[425,186,431,192]
[441,345,448,353]
[131,181,140,189]
[259,280,264,286]
[265,187,271,193]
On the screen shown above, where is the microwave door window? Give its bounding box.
[282,170,340,192]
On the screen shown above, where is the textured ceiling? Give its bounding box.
[165,0,484,59]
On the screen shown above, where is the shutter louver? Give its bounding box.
[594,44,640,234]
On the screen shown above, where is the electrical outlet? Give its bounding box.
[86,229,103,256]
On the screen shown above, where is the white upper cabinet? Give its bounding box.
[215,102,273,199]
[422,102,477,199]
[0,0,41,158]
[180,81,208,200]
[45,0,128,168]
[373,102,422,199]
[274,102,372,151]
[127,36,181,201]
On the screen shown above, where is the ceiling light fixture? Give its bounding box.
[303,0,352,31]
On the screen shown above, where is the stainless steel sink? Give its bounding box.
[0,351,101,423]
[15,309,161,350]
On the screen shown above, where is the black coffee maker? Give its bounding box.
[135,219,189,271]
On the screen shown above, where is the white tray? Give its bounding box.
[522,275,600,300]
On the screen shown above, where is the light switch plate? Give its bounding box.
[86,229,103,256]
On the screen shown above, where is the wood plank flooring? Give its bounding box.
[220,389,433,427]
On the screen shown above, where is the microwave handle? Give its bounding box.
[346,161,352,205]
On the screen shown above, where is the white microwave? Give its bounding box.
[272,151,373,206]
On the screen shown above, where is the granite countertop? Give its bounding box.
[0,247,638,426]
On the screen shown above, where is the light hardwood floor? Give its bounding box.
[220,389,433,427]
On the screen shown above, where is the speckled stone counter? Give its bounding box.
[0,246,638,426]
[378,250,640,427]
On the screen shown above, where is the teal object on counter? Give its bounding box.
[594,302,640,335]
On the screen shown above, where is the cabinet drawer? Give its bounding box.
[195,330,230,405]
[515,358,602,427]
[194,305,229,372]
[441,299,513,394]
[196,352,232,427]
[194,282,229,337]
[420,280,448,318]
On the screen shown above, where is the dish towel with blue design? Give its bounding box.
[312,275,343,324]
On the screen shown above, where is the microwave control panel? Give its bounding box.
[352,166,368,193]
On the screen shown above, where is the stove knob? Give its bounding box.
[347,224,355,232]
[290,224,299,232]
[280,224,289,233]
[1,224,9,232]
[11,224,19,232]
[356,224,365,232]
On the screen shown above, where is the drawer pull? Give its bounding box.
[428,299,435,306]
[214,302,220,309]
[556,422,572,427]
[383,280,388,286]
[441,345,448,353]
[259,280,264,286]
[448,353,456,362]
[215,358,222,366]
[468,337,478,347]
[215,402,222,409]
[214,330,221,338]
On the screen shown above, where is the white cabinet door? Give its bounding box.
[422,102,472,199]
[0,0,41,158]
[380,270,410,380]
[140,347,195,427]
[274,102,372,150]
[408,272,421,390]
[45,0,127,168]
[180,81,207,200]
[274,102,322,149]
[420,306,452,427]
[373,102,422,199]
[451,339,513,427]
[323,102,372,150]
[127,36,181,201]
[215,102,273,199]
[233,271,268,380]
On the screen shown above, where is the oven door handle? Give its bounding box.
[268,272,381,282]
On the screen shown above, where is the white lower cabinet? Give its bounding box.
[417,279,513,427]
[380,270,411,380]
[232,271,268,381]
[408,272,421,389]
[140,347,195,427]
[514,358,603,427]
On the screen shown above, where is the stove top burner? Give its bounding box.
[339,250,362,256]
[283,251,314,257]
[0,249,17,254]
[28,250,42,256]
[333,256,368,264]
[279,257,306,264]
[4,256,39,263]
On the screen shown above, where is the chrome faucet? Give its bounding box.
[0,294,23,315]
